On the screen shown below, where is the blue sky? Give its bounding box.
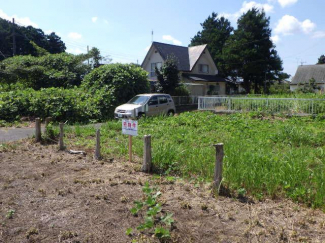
[1,0,324,77]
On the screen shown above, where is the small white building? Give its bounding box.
[141,42,229,96]
[290,64,325,92]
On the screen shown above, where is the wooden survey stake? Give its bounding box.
[129,135,132,162]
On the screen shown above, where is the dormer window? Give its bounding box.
[150,62,162,77]
[199,64,209,74]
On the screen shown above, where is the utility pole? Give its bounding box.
[87,45,90,67]
[12,18,16,56]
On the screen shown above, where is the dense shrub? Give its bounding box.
[82,63,150,104]
[0,53,90,90]
[173,85,190,96]
[0,63,150,122]
[0,88,105,123]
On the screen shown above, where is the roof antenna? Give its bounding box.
[151,30,154,43]
[300,61,306,66]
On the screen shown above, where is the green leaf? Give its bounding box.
[142,182,152,195]
[161,213,174,226]
[154,227,170,239]
[130,207,139,216]
[134,201,143,210]
[145,197,156,207]
[147,204,162,217]
[125,228,133,236]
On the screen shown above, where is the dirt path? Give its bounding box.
[0,127,38,143]
[0,124,103,143]
[1,140,325,242]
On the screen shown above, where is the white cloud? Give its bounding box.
[240,1,274,13]
[301,19,316,34]
[0,9,38,27]
[220,1,274,22]
[68,32,82,40]
[313,31,325,39]
[104,19,109,25]
[66,48,85,55]
[162,35,182,45]
[274,15,316,35]
[92,17,98,23]
[271,35,280,44]
[278,0,298,8]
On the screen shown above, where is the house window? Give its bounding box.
[199,64,209,73]
[150,62,162,77]
[215,83,220,92]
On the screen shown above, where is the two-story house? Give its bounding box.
[141,42,228,96]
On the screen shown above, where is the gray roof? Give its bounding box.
[188,45,207,70]
[182,73,227,82]
[151,42,207,72]
[291,64,325,85]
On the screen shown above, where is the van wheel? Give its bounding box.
[167,110,175,116]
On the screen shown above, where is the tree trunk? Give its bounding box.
[243,78,250,94]
[254,81,258,94]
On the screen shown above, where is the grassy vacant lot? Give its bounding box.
[64,111,325,209]
[1,139,325,242]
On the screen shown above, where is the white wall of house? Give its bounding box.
[184,84,206,96]
[183,81,226,96]
[214,82,226,95]
[290,85,298,92]
[142,47,164,79]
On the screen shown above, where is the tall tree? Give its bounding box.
[46,32,66,54]
[222,8,283,93]
[190,12,233,76]
[317,54,325,64]
[155,54,180,95]
[0,53,90,90]
[0,18,66,60]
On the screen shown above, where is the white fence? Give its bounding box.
[172,96,199,106]
[198,97,325,115]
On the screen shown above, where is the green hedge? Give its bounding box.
[0,63,150,123]
[0,88,112,123]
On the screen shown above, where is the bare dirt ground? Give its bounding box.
[0,140,325,243]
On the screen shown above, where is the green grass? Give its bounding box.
[65,112,325,208]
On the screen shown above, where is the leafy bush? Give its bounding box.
[0,88,100,122]
[0,53,90,90]
[0,63,150,122]
[82,63,150,105]
[173,84,190,96]
[154,54,180,95]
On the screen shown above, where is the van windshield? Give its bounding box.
[127,95,150,105]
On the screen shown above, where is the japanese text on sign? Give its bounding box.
[122,119,138,136]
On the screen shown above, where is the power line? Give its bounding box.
[282,39,323,60]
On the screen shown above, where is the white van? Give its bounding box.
[114,93,176,119]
